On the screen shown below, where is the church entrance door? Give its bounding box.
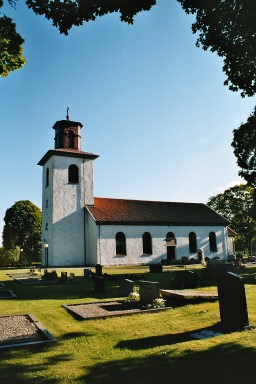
[167,246,175,261]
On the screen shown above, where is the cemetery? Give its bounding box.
[1,263,256,383]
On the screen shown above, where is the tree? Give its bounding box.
[232,108,256,214]
[177,0,256,97]
[2,200,42,262]
[0,246,19,266]
[207,184,256,254]
[1,0,156,77]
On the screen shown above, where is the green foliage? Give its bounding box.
[2,200,42,262]
[178,0,256,97]
[0,246,19,266]
[1,0,155,76]
[0,1,26,77]
[26,0,156,35]
[232,109,256,188]
[207,184,256,254]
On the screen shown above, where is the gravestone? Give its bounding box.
[174,270,197,289]
[234,259,242,268]
[95,264,103,276]
[119,279,134,297]
[139,280,160,304]
[84,269,91,279]
[149,264,163,273]
[69,273,75,283]
[61,272,68,283]
[93,276,105,293]
[217,272,250,332]
[201,261,234,280]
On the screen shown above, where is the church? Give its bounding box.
[38,116,232,267]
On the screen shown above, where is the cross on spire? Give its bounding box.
[66,107,70,121]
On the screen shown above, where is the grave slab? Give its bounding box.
[160,289,218,306]
[63,300,171,321]
[0,314,57,350]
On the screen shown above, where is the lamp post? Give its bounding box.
[44,242,49,270]
[19,248,23,266]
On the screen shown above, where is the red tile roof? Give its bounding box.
[38,148,99,166]
[86,197,230,226]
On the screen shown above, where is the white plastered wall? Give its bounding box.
[93,224,228,266]
[41,155,95,266]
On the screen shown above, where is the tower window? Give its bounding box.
[189,232,197,253]
[116,232,126,255]
[68,164,79,183]
[45,168,49,188]
[209,232,217,252]
[142,232,152,254]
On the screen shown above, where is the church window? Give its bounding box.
[142,232,152,254]
[45,223,48,231]
[68,164,79,183]
[189,232,197,253]
[166,232,176,246]
[45,167,49,188]
[46,199,48,208]
[116,232,126,255]
[209,232,217,252]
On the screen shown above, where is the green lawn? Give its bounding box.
[0,265,256,384]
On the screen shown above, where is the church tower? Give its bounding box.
[38,113,98,267]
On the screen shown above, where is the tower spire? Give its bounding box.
[66,107,70,121]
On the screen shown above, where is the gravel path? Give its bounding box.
[0,315,45,346]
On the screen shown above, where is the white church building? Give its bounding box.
[38,117,232,267]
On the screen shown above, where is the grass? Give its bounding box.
[1,265,256,383]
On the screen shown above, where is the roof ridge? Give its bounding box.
[94,196,204,205]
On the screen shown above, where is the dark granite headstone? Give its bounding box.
[84,269,91,279]
[139,281,160,304]
[69,273,75,283]
[119,279,134,296]
[174,270,198,289]
[201,262,234,280]
[61,272,68,283]
[93,276,105,293]
[149,264,163,273]
[217,272,250,332]
[95,264,103,276]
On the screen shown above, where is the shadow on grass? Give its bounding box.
[116,324,222,350]
[82,341,256,384]
[0,349,72,384]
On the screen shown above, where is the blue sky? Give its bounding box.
[1,0,255,245]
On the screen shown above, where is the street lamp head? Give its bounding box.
[44,243,49,249]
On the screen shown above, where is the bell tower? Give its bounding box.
[38,112,98,267]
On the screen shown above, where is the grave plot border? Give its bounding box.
[0,290,17,299]
[63,300,172,321]
[0,314,57,351]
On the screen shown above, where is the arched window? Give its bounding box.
[189,232,197,253]
[209,232,217,252]
[45,167,49,188]
[116,232,126,255]
[142,232,152,254]
[166,232,176,245]
[68,164,79,183]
